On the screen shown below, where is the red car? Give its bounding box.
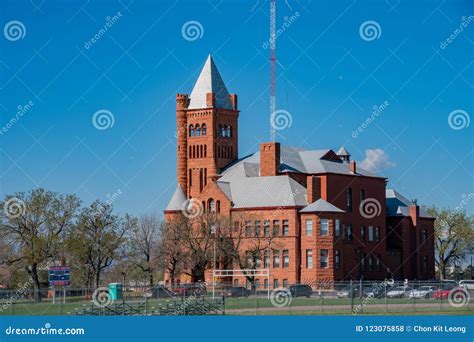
[433,285,456,299]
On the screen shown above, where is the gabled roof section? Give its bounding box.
[216,181,232,200]
[300,199,345,213]
[188,55,233,110]
[165,185,186,211]
[336,146,350,156]
[385,189,433,218]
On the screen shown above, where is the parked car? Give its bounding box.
[288,284,313,298]
[173,283,207,297]
[408,286,436,299]
[225,287,250,298]
[364,285,389,298]
[151,285,173,298]
[386,286,413,298]
[459,280,474,291]
[337,285,363,298]
[433,284,456,299]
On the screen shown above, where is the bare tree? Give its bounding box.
[159,217,189,285]
[127,214,161,286]
[0,189,80,302]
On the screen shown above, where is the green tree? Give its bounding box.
[66,200,127,288]
[428,207,474,280]
[0,189,80,302]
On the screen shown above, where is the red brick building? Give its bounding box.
[164,55,435,286]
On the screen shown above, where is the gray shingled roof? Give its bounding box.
[385,189,433,218]
[165,185,186,211]
[220,145,379,178]
[188,55,233,110]
[300,199,345,213]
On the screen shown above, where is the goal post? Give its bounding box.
[212,269,270,299]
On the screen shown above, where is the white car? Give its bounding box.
[459,280,474,291]
[387,286,413,298]
[408,286,436,299]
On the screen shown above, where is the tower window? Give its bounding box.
[189,124,194,137]
[209,199,215,212]
[227,126,231,137]
[347,188,352,212]
[222,125,227,137]
[201,123,206,135]
[195,124,201,136]
[204,145,207,157]
[218,124,222,137]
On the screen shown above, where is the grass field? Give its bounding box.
[1,296,473,316]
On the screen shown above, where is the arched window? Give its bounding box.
[195,124,201,136]
[189,124,194,137]
[227,126,231,138]
[201,124,207,135]
[208,199,216,212]
[218,124,222,137]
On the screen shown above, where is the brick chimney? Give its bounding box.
[229,94,238,110]
[206,92,215,107]
[307,175,321,203]
[260,142,280,176]
[350,160,357,174]
[409,199,419,227]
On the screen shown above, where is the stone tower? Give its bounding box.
[175,55,239,198]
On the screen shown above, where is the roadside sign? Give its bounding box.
[48,266,70,286]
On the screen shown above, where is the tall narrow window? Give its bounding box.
[376,254,381,272]
[335,250,340,270]
[368,255,374,272]
[360,226,365,241]
[368,226,374,241]
[245,221,251,237]
[422,229,427,242]
[201,123,207,135]
[204,145,207,157]
[273,251,280,268]
[189,146,192,158]
[320,249,328,268]
[306,249,313,269]
[273,220,280,236]
[320,219,329,236]
[273,279,279,289]
[254,220,261,237]
[423,256,428,273]
[335,219,341,237]
[360,189,365,202]
[282,220,289,236]
[199,145,203,158]
[195,124,201,136]
[264,250,270,268]
[264,279,268,289]
[347,224,353,241]
[361,253,366,272]
[189,124,194,137]
[227,126,231,137]
[306,219,313,236]
[218,124,222,137]
[283,250,289,268]
[375,227,380,241]
[347,188,352,212]
[208,199,215,212]
[216,200,220,213]
[189,169,192,186]
[264,220,270,236]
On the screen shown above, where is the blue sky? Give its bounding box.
[0,0,473,216]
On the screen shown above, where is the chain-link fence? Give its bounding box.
[0,280,472,315]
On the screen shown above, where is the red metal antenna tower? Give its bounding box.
[269,0,276,141]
